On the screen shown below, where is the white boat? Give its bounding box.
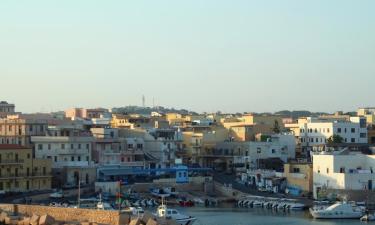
[154,199,196,225]
[50,191,64,199]
[97,201,114,210]
[310,202,365,219]
[150,188,171,198]
[163,187,179,197]
[130,207,145,218]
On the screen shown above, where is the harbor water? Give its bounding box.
[180,207,365,225]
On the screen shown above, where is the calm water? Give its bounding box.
[179,207,365,225]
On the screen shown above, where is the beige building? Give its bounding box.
[284,162,313,195]
[0,115,48,147]
[0,144,52,192]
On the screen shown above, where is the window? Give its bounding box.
[86,144,90,149]
[48,144,51,150]
[327,168,329,174]
[27,154,30,159]
[337,128,341,133]
[316,138,319,143]
[360,133,367,138]
[340,167,345,173]
[71,144,74,149]
[86,156,89,162]
[43,167,46,175]
[351,128,355,133]
[61,144,65,149]
[344,128,347,133]
[38,144,43,150]
[293,168,300,173]
[128,144,133,149]
[327,128,330,133]
[54,156,57,162]
[315,128,318,133]
[29,126,33,132]
[78,144,81,149]
[257,148,261,154]
[71,156,74,161]
[271,149,275,154]
[78,156,81,161]
[351,138,355,143]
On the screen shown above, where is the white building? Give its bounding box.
[234,134,296,170]
[31,125,96,187]
[312,150,375,199]
[289,117,367,149]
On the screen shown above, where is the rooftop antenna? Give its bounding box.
[153,97,155,109]
[142,95,146,107]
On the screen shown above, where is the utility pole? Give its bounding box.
[77,171,81,208]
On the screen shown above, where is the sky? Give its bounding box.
[1,0,374,114]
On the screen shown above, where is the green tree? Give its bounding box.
[327,134,343,144]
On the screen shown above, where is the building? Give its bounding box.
[0,101,15,116]
[0,115,48,147]
[312,150,375,199]
[287,117,368,153]
[31,124,95,187]
[0,144,52,193]
[200,134,296,173]
[358,107,375,124]
[284,161,313,196]
[65,108,110,119]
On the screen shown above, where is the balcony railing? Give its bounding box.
[0,159,25,164]
[0,173,52,179]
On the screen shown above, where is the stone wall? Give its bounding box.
[0,204,129,225]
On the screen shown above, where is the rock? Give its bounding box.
[30,214,40,225]
[39,215,55,225]
[128,218,142,225]
[145,218,158,225]
[0,212,9,223]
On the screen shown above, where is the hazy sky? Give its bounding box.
[1,1,374,113]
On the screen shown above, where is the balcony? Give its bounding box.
[54,161,90,168]
[59,149,89,155]
[0,159,25,165]
[0,173,52,179]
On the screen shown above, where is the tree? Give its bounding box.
[327,134,343,144]
[272,120,281,134]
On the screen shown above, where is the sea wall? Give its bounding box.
[0,204,129,225]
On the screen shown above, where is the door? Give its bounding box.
[369,180,373,190]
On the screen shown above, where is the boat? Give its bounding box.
[164,187,179,197]
[361,213,375,222]
[154,199,196,225]
[177,197,194,207]
[150,188,171,198]
[310,202,365,219]
[130,207,145,218]
[97,201,114,210]
[50,190,64,199]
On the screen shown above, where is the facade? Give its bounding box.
[312,150,375,199]
[0,115,48,147]
[0,144,52,192]
[200,134,296,173]
[358,107,375,124]
[0,101,15,115]
[284,161,313,196]
[31,125,95,187]
[288,117,368,152]
[65,108,109,119]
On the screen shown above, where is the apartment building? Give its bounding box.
[0,115,48,147]
[0,144,52,193]
[313,150,375,199]
[65,108,110,119]
[287,117,368,152]
[31,124,95,187]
